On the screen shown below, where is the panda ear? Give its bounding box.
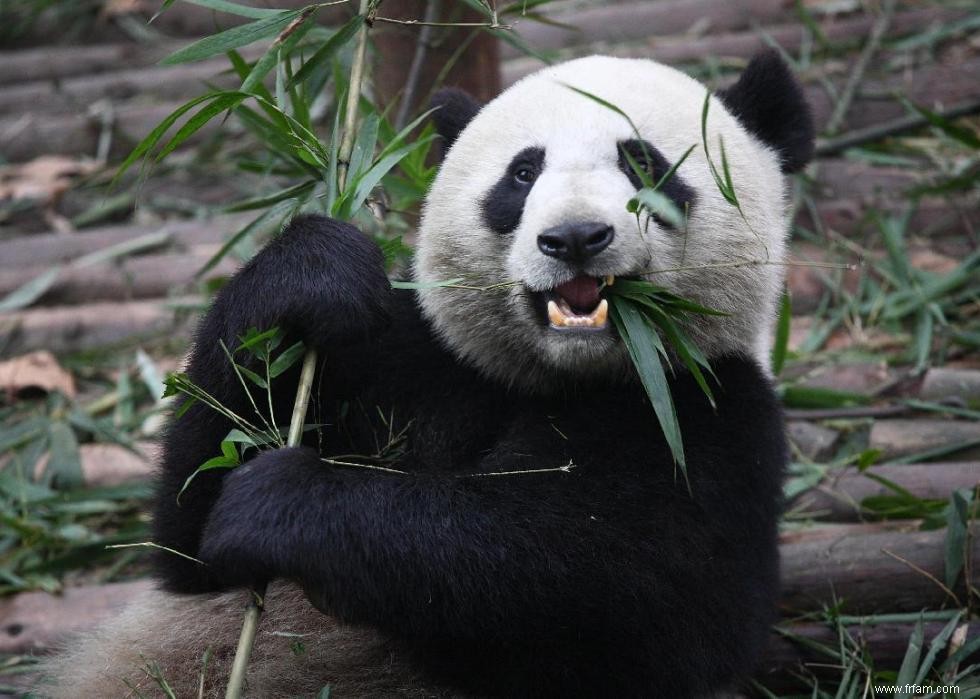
[430,87,482,152]
[717,49,815,173]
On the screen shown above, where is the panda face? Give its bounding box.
[416,55,806,389]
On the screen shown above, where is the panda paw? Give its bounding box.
[212,214,392,353]
[198,447,328,588]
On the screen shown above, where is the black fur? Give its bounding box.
[153,215,786,697]
[481,146,545,235]
[617,139,697,228]
[430,87,482,154]
[717,49,815,173]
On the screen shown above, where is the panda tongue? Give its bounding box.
[555,276,600,313]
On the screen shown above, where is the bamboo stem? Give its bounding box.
[224,1,374,695]
[224,350,318,699]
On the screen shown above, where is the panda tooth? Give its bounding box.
[604,275,615,287]
[547,300,569,326]
[590,299,609,326]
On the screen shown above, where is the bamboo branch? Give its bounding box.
[224,1,374,696]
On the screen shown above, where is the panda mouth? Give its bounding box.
[543,275,611,331]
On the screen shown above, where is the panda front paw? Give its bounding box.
[198,447,327,588]
[212,214,392,353]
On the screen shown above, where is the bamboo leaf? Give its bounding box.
[112,92,220,184]
[0,267,61,312]
[161,10,300,65]
[287,14,364,90]
[46,421,84,489]
[269,341,306,378]
[155,92,248,161]
[944,488,973,588]
[176,441,240,503]
[197,198,300,277]
[175,0,280,19]
[771,289,791,376]
[628,188,686,228]
[609,298,686,474]
[240,7,318,94]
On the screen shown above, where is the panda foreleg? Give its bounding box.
[152,214,392,593]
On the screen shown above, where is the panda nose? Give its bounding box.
[537,222,615,263]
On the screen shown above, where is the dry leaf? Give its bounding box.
[0,350,76,399]
[0,155,99,204]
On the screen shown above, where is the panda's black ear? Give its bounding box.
[430,87,482,153]
[717,49,815,173]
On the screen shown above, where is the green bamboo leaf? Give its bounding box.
[635,300,716,408]
[240,13,316,95]
[895,617,924,688]
[903,98,980,149]
[609,298,686,474]
[112,92,220,184]
[628,188,686,228]
[944,488,973,588]
[224,181,315,212]
[771,289,791,376]
[176,441,240,503]
[197,197,300,277]
[46,421,84,489]
[176,0,280,19]
[348,113,381,184]
[74,231,172,267]
[391,278,465,290]
[161,10,299,65]
[0,267,61,312]
[287,14,364,90]
[155,92,248,161]
[914,611,964,686]
[269,341,306,378]
[334,136,436,218]
[237,365,268,389]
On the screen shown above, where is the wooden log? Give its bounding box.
[0,580,153,654]
[0,298,195,358]
[0,42,183,86]
[0,59,238,116]
[921,368,980,405]
[501,0,794,61]
[0,253,237,305]
[502,6,968,78]
[870,419,980,462]
[0,100,216,163]
[791,462,980,522]
[780,523,980,614]
[503,46,980,137]
[0,215,250,268]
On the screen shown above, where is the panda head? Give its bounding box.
[416,52,813,390]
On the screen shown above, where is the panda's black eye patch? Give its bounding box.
[617,139,696,230]
[482,147,545,235]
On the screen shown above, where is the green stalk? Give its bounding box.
[224,1,373,696]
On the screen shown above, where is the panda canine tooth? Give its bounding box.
[547,300,566,326]
[604,275,615,287]
[591,299,609,326]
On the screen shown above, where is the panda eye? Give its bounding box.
[513,165,537,185]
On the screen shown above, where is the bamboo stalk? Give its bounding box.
[223,1,374,696]
[224,351,319,699]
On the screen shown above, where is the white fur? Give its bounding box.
[416,55,789,388]
[39,583,456,697]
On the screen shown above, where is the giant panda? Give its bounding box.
[44,50,813,698]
